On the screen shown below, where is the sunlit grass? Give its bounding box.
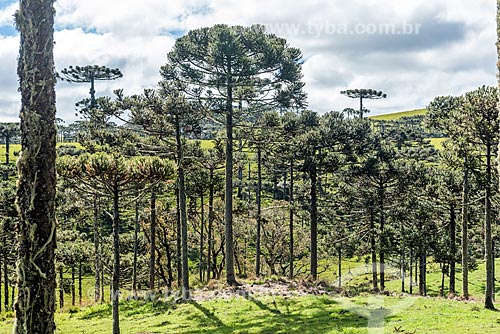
[370,108,427,121]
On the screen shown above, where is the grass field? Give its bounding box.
[370,109,427,121]
[429,137,447,150]
[0,142,83,164]
[1,292,499,333]
[1,258,500,333]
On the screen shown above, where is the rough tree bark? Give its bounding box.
[14,0,57,332]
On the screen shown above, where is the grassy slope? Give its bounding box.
[369,108,427,121]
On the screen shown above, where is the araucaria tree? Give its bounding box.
[340,89,387,118]
[59,65,122,108]
[162,24,306,285]
[14,0,57,333]
[58,153,175,334]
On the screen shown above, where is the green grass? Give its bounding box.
[0,142,83,164]
[0,144,21,164]
[197,140,215,149]
[370,109,427,121]
[385,258,500,299]
[429,137,447,150]
[1,293,499,333]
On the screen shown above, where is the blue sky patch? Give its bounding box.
[0,24,16,37]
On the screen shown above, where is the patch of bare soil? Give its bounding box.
[190,278,340,302]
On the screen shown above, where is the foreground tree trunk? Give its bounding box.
[14,1,57,333]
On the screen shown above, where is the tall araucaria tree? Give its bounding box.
[340,89,387,118]
[58,153,175,334]
[59,65,122,108]
[116,85,201,300]
[14,1,57,333]
[161,24,306,285]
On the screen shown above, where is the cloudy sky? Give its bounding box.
[0,0,497,122]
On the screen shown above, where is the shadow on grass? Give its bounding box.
[182,295,366,334]
[77,295,368,333]
[243,292,281,314]
[190,301,225,327]
[79,299,175,320]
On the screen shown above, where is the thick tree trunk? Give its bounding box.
[224,60,237,285]
[289,160,294,280]
[485,144,495,309]
[175,115,190,299]
[149,189,157,290]
[462,165,469,299]
[132,193,138,295]
[309,163,318,281]
[15,1,57,332]
[255,145,262,277]
[112,187,121,334]
[449,203,456,295]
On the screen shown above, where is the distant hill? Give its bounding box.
[369,108,427,121]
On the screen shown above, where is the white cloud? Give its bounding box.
[0,0,497,122]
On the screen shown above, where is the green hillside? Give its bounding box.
[370,108,427,121]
